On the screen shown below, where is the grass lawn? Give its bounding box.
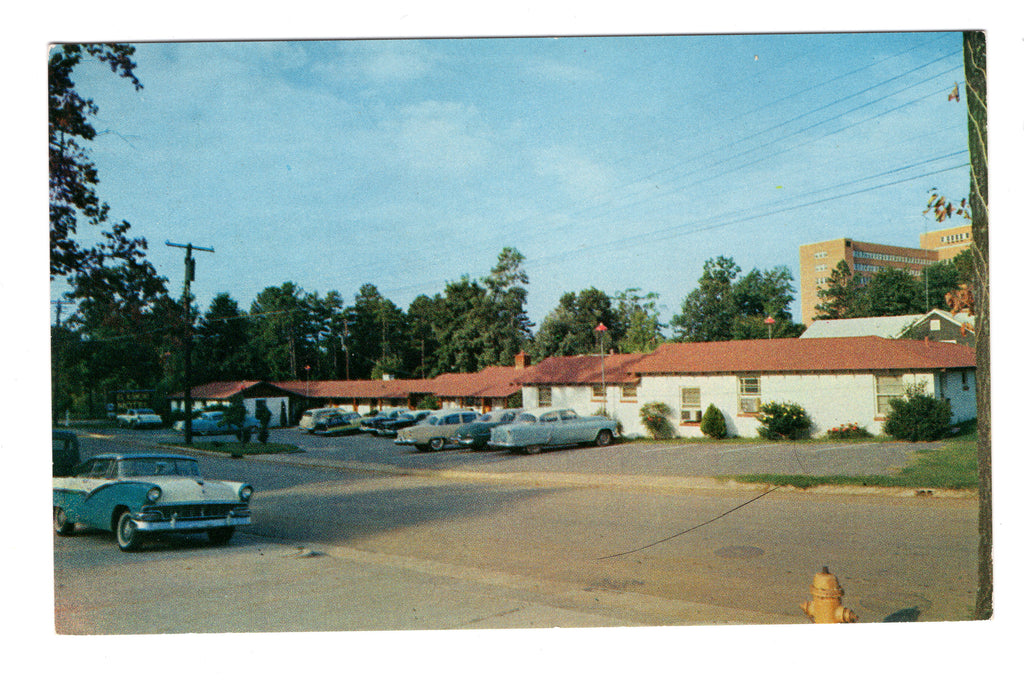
[162,441,305,458]
[727,422,979,491]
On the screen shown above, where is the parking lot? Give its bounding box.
[95,423,939,482]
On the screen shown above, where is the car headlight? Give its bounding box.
[239,485,254,502]
[147,486,162,503]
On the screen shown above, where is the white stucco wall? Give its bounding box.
[525,369,976,439]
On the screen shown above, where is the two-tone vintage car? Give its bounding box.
[172,410,260,438]
[487,408,617,455]
[394,409,479,452]
[53,453,253,551]
[116,408,164,429]
[299,407,343,432]
[453,408,522,450]
[314,411,364,436]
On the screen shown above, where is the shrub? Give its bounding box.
[883,394,952,441]
[416,395,441,410]
[757,401,811,440]
[701,403,727,439]
[640,402,675,439]
[826,423,872,439]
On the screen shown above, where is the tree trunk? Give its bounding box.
[963,30,991,620]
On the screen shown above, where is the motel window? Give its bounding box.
[592,384,606,400]
[538,386,552,407]
[738,376,761,414]
[680,387,702,423]
[622,384,638,400]
[875,375,904,415]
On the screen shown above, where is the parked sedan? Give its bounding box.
[116,408,164,429]
[374,410,432,437]
[53,453,253,551]
[359,409,411,434]
[453,408,522,450]
[172,411,260,438]
[488,408,617,455]
[395,410,479,452]
[299,407,343,432]
[314,411,364,436]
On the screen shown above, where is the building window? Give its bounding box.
[680,387,702,423]
[622,384,638,400]
[592,385,606,401]
[875,375,904,415]
[538,386,552,407]
[738,376,761,414]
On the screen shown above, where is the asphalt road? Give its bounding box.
[55,427,979,631]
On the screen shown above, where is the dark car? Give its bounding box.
[359,409,411,434]
[52,430,81,477]
[374,410,432,437]
[453,409,522,450]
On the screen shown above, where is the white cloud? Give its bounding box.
[531,144,615,199]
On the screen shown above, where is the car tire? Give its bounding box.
[208,528,235,546]
[595,429,613,447]
[428,437,445,452]
[53,507,74,536]
[116,510,144,552]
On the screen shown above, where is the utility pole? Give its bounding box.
[167,241,214,445]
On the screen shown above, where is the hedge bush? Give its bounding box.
[640,402,674,439]
[701,403,727,439]
[757,401,811,440]
[883,394,952,441]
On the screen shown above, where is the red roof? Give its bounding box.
[429,365,526,398]
[274,378,437,399]
[171,380,263,400]
[517,353,648,385]
[633,337,976,375]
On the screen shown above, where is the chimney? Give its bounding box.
[515,351,531,369]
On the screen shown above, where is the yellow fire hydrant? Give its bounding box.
[800,566,858,624]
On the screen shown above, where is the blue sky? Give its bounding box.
[50,32,971,327]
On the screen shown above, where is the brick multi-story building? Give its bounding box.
[799,225,972,323]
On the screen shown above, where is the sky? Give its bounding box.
[50,31,972,328]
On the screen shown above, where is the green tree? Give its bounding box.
[249,282,316,380]
[49,43,146,279]
[814,260,861,320]
[859,267,925,317]
[671,256,740,341]
[614,289,665,353]
[483,247,534,366]
[730,266,803,339]
[345,284,408,379]
[921,260,966,311]
[532,287,622,359]
[193,293,255,383]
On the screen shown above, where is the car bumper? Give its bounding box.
[394,437,418,445]
[131,510,251,532]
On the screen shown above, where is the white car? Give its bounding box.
[298,407,343,432]
[116,408,164,429]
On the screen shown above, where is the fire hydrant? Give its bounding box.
[800,566,858,624]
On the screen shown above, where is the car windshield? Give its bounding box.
[117,458,200,478]
[136,408,155,415]
[515,414,537,424]
[202,412,223,420]
[478,413,495,423]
